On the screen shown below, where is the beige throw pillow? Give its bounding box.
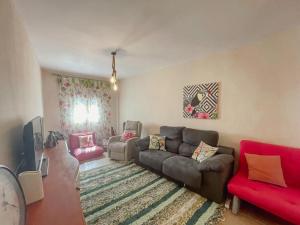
[149,135,166,151]
[192,141,218,162]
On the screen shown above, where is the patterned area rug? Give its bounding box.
[80,162,225,225]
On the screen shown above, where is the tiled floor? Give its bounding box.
[79,155,290,225]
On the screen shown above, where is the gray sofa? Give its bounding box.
[135,126,234,203]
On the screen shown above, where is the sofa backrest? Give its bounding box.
[239,140,300,188]
[178,128,219,157]
[160,126,185,153]
[123,121,142,137]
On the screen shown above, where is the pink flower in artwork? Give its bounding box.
[185,104,194,114]
[196,112,210,119]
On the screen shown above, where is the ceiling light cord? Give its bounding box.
[110,51,118,91]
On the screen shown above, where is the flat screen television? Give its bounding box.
[22,116,44,171]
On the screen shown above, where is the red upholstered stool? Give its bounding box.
[68,132,104,162]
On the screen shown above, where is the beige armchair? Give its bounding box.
[108,121,142,161]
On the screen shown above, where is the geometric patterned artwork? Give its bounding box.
[183,82,219,119]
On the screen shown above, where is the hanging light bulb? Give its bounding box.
[110,75,116,83]
[110,51,118,91]
[113,83,118,91]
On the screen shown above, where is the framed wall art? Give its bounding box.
[183,82,219,119]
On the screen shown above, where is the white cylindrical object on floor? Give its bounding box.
[18,171,44,205]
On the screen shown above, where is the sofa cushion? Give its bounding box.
[178,143,197,157]
[162,155,202,189]
[182,128,219,147]
[160,126,184,153]
[73,146,104,162]
[139,150,175,172]
[228,173,300,224]
[178,128,219,157]
[165,139,182,153]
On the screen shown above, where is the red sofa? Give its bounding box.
[69,132,104,162]
[228,140,300,225]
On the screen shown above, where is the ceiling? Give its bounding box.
[15,0,300,78]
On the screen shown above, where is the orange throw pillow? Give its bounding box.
[245,153,287,187]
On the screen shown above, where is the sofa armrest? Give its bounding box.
[108,135,122,144]
[196,154,234,172]
[135,136,150,151]
[125,137,140,160]
[126,137,140,144]
[134,136,150,163]
[107,135,121,157]
[217,145,235,156]
[126,137,140,151]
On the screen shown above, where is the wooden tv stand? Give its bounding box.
[26,141,85,225]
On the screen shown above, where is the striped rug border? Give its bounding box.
[80,162,225,225]
[80,168,146,196]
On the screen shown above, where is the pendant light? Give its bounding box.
[110,51,118,91]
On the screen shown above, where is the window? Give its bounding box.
[73,101,100,124]
[88,103,100,123]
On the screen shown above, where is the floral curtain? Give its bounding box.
[57,75,112,145]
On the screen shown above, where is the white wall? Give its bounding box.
[41,70,61,134]
[119,26,300,151]
[41,69,119,137]
[0,0,43,169]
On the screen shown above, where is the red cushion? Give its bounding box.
[121,130,137,141]
[69,132,96,151]
[228,173,300,224]
[245,153,287,187]
[73,146,104,162]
